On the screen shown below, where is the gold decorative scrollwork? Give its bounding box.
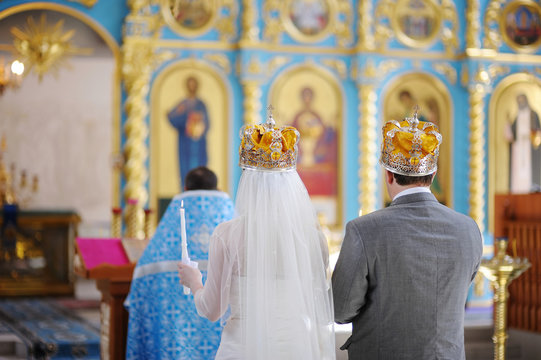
[322,58,347,79]
[358,84,378,215]
[468,82,486,233]
[358,0,376,50]
[466,0,481,49]
[375,0,458,54]
[483,0,506,50]
[432,62,457,85]
[242,80,262,125]
[241,0,259,43]
[203,53,231,74]
[440,0,459,55]
[263,0,353,46]
[374,0,394,50]
[243,55,291,79]
[362,59,402,80]
[122,1,169,239]
[461,64,469,87]
[67,0,98,8]
[215,0,238,41]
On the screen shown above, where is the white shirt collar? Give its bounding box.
[392,186,431,201]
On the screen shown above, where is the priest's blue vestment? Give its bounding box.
[125,190,235,360]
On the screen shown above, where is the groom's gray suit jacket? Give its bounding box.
[332,192,483,360]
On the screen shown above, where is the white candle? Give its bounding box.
[180,200,190,295]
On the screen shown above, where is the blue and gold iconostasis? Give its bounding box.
[2,0,541,304]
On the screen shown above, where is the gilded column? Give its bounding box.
[358,84,378,215]
[358,0,375,51]
[466,0,481,50]
[468,85,486,233]
[121,1,158,239]
[242,80,262,125]
[240,0,259,44]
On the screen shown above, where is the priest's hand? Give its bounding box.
[177,262,204,294]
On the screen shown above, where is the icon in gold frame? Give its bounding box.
[390,0,442,48]
[281,0,335,43]
[161,0,217,37]
[500,0,541,53]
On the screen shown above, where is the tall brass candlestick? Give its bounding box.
[479,239,530,360]
[111,207,122,238]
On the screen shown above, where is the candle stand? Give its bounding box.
[479,239,530,360]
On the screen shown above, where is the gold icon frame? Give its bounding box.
[149,59,230,215]
[268,63,343,227]
[390,0,442,48]
[160,0,218,38]
[499,0,541,53]
[281,0,336,43]
[488,72,541,232]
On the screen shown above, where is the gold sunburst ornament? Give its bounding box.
[10,14,92,81]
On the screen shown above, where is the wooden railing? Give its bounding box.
[506,221,541,332]
[495,193,541,333]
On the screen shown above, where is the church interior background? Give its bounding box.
[1,0,541,358]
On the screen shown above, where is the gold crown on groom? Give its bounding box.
[239,106,300,171]
[379,106,442,176]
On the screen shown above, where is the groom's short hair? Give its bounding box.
[393,172,434,187]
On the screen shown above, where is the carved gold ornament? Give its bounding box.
[10,13,92,81]
[263,0,353,46]
[67,0,99,8]
[432,62,457,85]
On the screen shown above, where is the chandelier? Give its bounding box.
[0,58,24,96]
[10,13,91,81]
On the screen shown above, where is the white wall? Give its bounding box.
[0,56,115,234]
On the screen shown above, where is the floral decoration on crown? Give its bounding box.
[239,106,300,171]
[379,106,442,176]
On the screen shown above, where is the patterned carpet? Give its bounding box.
[0,299,100,360]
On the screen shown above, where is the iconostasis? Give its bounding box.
[2,1,541,261]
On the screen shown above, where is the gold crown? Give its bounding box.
[379,107,442,176]
[239,107,299,171]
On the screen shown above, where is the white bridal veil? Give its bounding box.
[226,168,336,359]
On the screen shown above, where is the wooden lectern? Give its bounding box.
[74,238,135,360]
[494,193,541,333]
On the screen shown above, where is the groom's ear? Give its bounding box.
[385,170,394,185]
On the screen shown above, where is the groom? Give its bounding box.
[332,112,482,359]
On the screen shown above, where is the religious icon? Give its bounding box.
[167,76,210,186]
[288,0,330,37]
[269,66,342,226]
[504,93,541,193]
[168,0,213,29]
[502,1,541,50]
[161,0,217,36]
[384,73,451,206]
[392,0,440,47]
[291,87,338,195]
[150,62,229,216]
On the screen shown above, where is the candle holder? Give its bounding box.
[479,238,531,360]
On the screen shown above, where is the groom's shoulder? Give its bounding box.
[347,207,393,230]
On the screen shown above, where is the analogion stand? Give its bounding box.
[74,238,136,360]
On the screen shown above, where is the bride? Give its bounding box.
[178,110,335,359]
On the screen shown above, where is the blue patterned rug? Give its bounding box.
[0,299,100,359]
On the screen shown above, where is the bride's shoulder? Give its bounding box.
[213,216,244,238]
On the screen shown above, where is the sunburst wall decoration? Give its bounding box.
[10,13,92,81]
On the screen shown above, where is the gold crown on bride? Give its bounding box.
[239,106,300,171]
